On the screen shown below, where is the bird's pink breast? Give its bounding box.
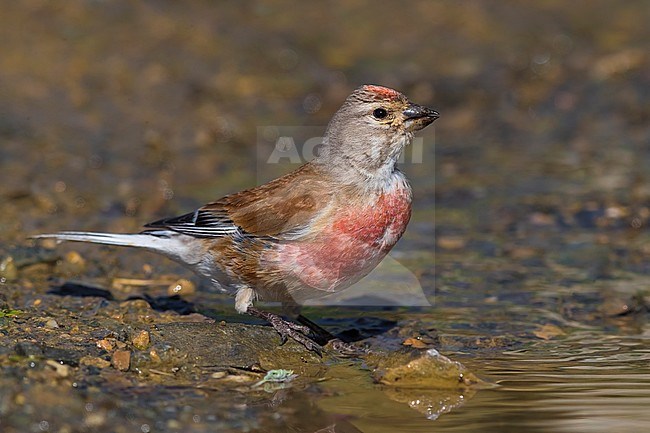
[273,187,412,294]
[330,190,411,250]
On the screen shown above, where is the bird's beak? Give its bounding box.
[403,103,439,131]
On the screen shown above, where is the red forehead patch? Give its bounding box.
[362,85,402,100]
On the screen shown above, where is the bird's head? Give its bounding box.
[320,85,439,182]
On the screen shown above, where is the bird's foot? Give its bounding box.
[246,307,322,355]
[295,314,368,358]
[325,338,369,358]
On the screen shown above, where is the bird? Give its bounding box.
[33,85,439,354]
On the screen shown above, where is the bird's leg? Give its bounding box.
[297,314,369,357]
[295,314,335,343]
[246,306,322,355]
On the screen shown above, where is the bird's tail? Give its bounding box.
[32,230,203,271]
[31,231,171,251]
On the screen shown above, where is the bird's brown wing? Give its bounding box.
[144,163,332,240]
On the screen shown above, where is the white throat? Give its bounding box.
[347,133,412,192]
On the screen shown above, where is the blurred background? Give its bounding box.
[1,1,650,432]
[2,0,648,245]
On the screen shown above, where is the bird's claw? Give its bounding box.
[271,322,322,355]
[247,307,322,355]
[326,338,369,358]
[269,318,322,355]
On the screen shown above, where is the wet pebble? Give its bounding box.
[0,256,18,281]
[131,330,150,350]
[96,339,116,352]
[56,251,87,274]
[45,359,70,377]
[84,412,107,428]
[37,238,59,250]
[373,349,480,389]
[111,350,131,371]
[148,348,161,363]
[80,356,111,369]
[533,324,566,340]
[65,251,83,264]
[45,319,60,329]
[402,337,429,349]
[119,299,153,311]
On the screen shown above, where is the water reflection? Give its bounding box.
[274,331,650,432]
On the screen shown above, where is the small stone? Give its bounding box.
[39,238,58,249]
[167,278,196,296]
[65,251,86,265]
[57,251,87,274]
[149,349,161,363]
[211,371,227,379]
[223,374,254,384]
[119,299,152,310]
[96,339,115,352]
[84,412,106,428]
[45,319,60,329]
[374,350,480,388]
[402,337,428,349]
[131,330,150,350]
[533,324,566,340]
[0,256,18,281]
[111,350,131,371]
[80,356,111,369]
[46,359,70,377]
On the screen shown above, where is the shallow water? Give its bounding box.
[433,334,650,432]
[240,318,650,432]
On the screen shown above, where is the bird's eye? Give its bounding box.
[373,108,388,119]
